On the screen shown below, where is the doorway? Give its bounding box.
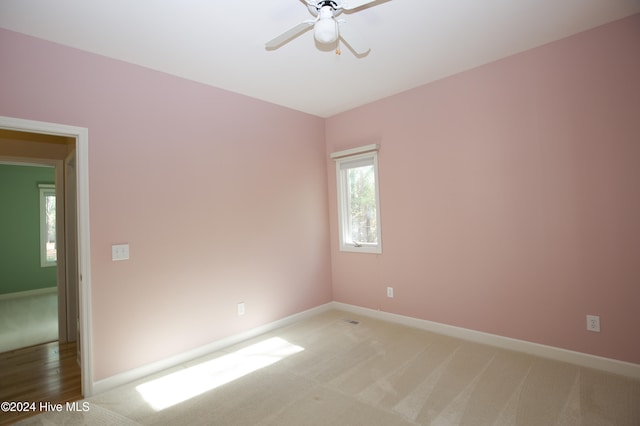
[0,160,61,352]
[0,116,92,397]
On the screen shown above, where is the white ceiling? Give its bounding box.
[1,0,639,117]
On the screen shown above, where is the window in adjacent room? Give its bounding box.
[332,144,382,253]
[39,183,56,267]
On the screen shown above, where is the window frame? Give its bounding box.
[333,146,382,254]
[39,183,57,267]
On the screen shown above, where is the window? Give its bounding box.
[332,145,382,253]
[39,184,56,267]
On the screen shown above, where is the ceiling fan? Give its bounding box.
[265,0,384,56]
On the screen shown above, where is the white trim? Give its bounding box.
[92,303,334,395]
[0,287,57,301]
[84,300,640,395]
[331,302,640,380]
[330,143,379,160]
[0,160,54,168]
[0,116,93,396]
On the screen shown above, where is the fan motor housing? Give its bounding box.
[308,0,343,16]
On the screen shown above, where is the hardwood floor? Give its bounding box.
[0,341,82,425]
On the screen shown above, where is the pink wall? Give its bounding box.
[326,15,640,364]
[1,13,638,385]
[0,29,332,380]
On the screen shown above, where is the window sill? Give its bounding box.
[339,244,382,254]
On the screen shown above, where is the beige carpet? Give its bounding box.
[0,292,58,353]
[17,309,640,425]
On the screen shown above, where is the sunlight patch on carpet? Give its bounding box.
[136,337,304,411]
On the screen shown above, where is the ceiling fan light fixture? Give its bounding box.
[265,0,377,55]
[314,17,338,44]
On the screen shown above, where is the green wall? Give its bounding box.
[0,164,57,295]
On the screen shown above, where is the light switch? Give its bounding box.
[112,244,130,261]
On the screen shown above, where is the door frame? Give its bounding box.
[64,150,80,358]
[0,116,93,397]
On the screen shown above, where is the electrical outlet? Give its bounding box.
[237,302,245,316]
[386,287,394,298]
[586,315,600,332]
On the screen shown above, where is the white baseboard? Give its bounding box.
[91,300,639,396]
[0,287,57,301]
[91,303,334,395]
[331,302,640,380]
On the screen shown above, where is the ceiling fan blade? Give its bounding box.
[265,21,315,50]
[338,21,370,55]
[342,0,378,10]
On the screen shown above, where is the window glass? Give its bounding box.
[336,152,381,253]
[39,184,56,266]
